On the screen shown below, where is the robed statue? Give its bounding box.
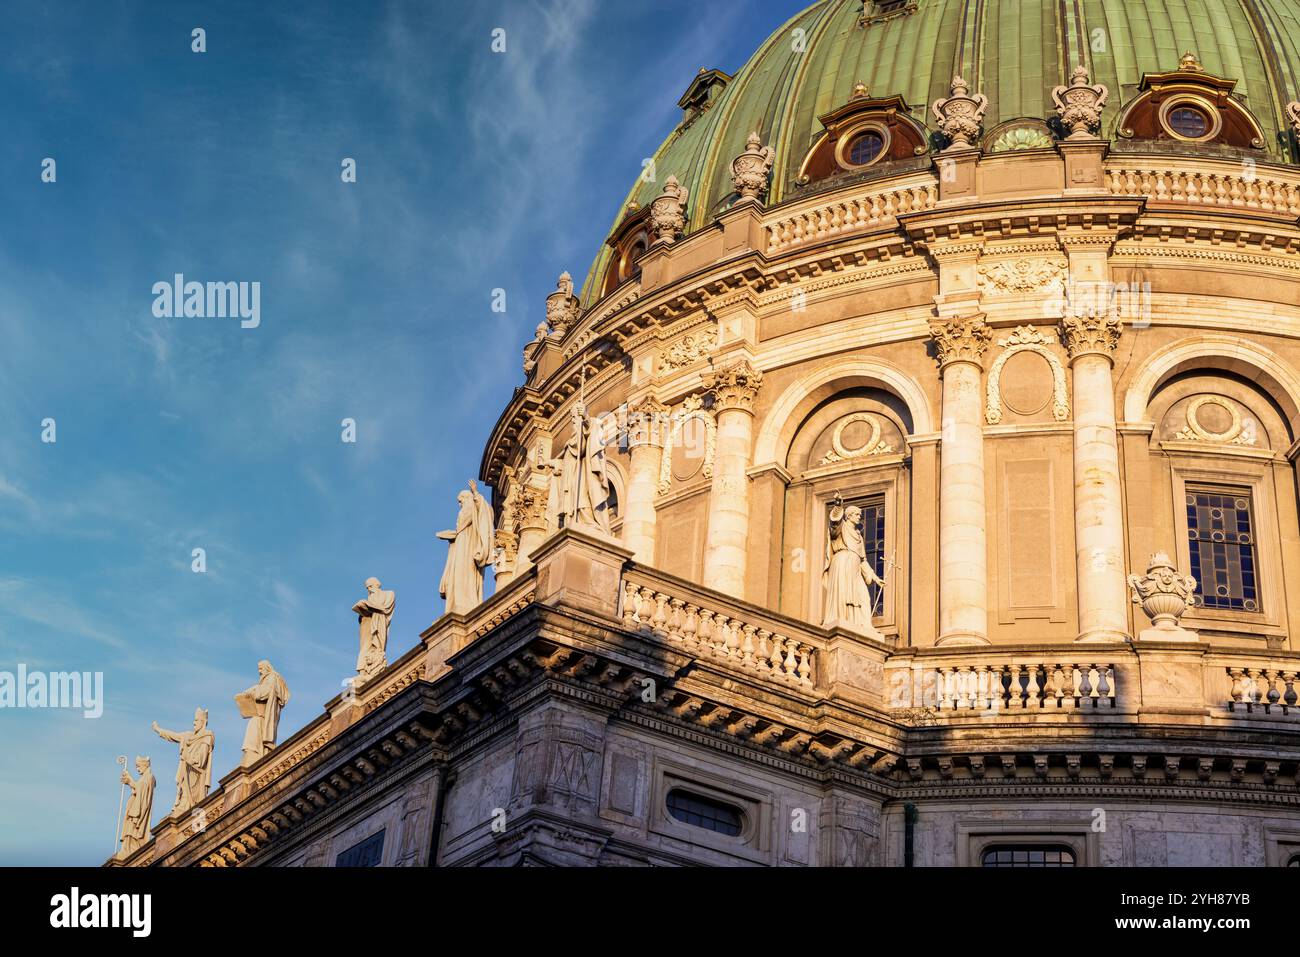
[117,756,155,859]
[822,501,885,637]
[152,708,215,816]
[555,405,612,534]
[353,577,396,680]
[438,480,495,616]
[236,660,291,768]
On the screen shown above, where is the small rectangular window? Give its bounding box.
[336,829,385,867]
[1186,487,1258,611]
[981,844,1076,867]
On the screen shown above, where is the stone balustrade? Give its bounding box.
[765,178,939,252]
[620,574,817,688]
[1226,665,1300,716]
[925,661,1117,712]
[1104,162,1300,216]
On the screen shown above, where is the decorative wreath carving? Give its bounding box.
[985,326,1070,425]
[819,412,894,465]
[658,394,717,495]
[1174,395,1253,445]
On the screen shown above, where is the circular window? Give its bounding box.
[847,130,886,166]
[835,122,892,170]
[1159,97,1220,142]
[1168,105,1210,138]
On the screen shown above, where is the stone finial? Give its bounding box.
[1178,51,1203,72]
[649,175,689,245]
[1052,64,1109,139]
[701,357,763,413]
[1128,552,1199,641]
[730,132,776,203]
[1287,101,1300,139]
[932,74,989,150]
[928,314,992,369]
[544,271,579,335]
[850,81,870,100]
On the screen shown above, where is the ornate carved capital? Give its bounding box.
[1059,311,1121,362]
[513,485,549,532]
[702,358,763,413]
[928,314,991,369]
[627,395,670,449]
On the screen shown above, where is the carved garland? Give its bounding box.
[657,394,716,495]
[819,412,894,464]
[985,326,1070,425]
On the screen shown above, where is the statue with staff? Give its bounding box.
[822,493,889,640]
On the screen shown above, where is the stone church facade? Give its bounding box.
[118,0,1300,867]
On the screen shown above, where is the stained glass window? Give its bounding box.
[1186,488,1258,611]
[852,496,887,615]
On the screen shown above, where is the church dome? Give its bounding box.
[582,0,1300,302]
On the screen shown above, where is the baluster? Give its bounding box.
[621,581,638,627]
[651,592,669,634]
[681,603,700,652]
[952,666,969,709]
[797,644,812,685]
[783,638,799,678]
[696,610,716,655]
[1096,665,1113,707]
[1025,666,1042,708]
[1285,672,1298,710]
[768,634,788,678]
[1077,664,1093,707]
[723,617,741,657]
[1267,669,1283,710]
[755,628,772,674]
[1228,667,1246,704]
[937,668,954,710]
[741,624,757,669]
[1003,665,1022,709]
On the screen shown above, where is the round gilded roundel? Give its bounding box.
[998,350,1053,416]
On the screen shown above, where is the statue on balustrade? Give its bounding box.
[438,480,495,616]
[152,707,215,816]
[353,577,396,679]
[235,659,291,768]
[822,500,885,640]
[117,755,155,859]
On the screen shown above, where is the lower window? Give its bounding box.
[335,829,385,867]
[980,844,1077,868]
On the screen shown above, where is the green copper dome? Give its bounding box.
[582,0,1300,303]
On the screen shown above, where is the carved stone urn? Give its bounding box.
[544,271,579,335]
[649,176,689,245]
[931,75,988,150]
[730,132,776,203]
[1128,552,1199,640]
[1052,65,1109,139]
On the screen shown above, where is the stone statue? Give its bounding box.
[1052,65,1109,139]
[731,132,776,203]
[932,75,988,149]
[353,577,396,679]
[649,175,689,245]
[1128,552,1199,641]
[438,480,495,616]
[117,756,155,859]
[236,660,290,768]
[555,405,612,534]
[822,502,885,638]
[1287,101,1300,140]
[152,708,215,816]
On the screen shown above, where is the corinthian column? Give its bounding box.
[701,358,763,598]
[623,395,668,564]
[930,315,992,645]
[1061,308,1129,642]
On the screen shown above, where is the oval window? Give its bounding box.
[1167,105,1211,139]
[666,788,743,836]
[846,129,886,167]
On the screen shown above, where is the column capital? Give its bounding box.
[702,358,763,414]
[928,314,991,370]
[627,394,670,449]
[1059,311,1121,363]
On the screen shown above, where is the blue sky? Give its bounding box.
[0,0,810,864]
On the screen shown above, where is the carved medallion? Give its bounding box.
[819,413,894,464]
[1174,395,1254,445]
[658,394,716,495]
[986,326,1070,424]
